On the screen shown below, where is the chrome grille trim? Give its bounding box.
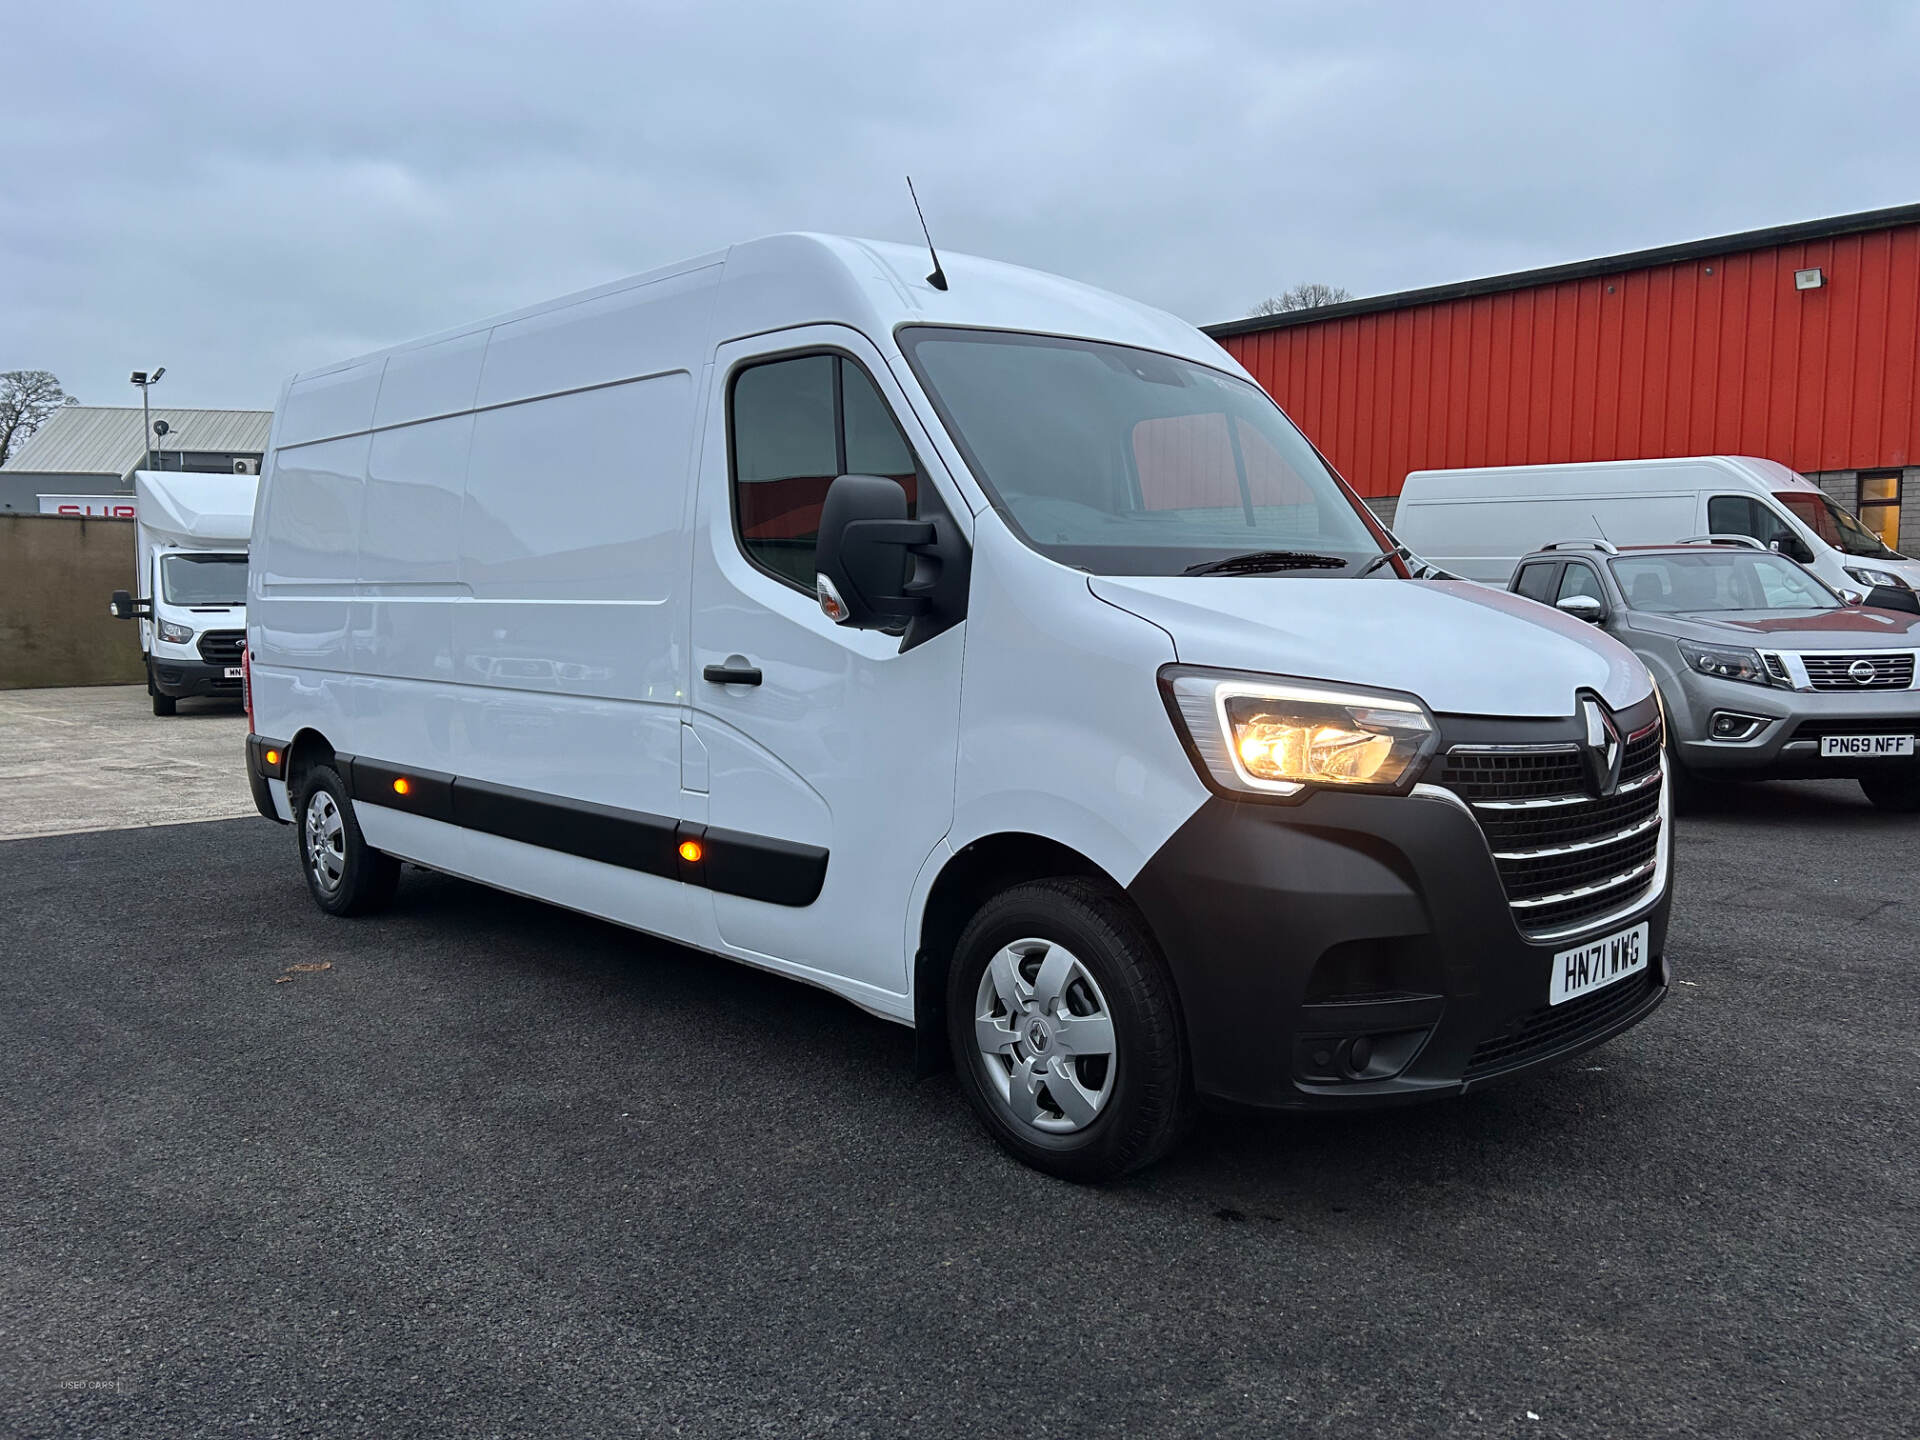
[1507,858,1660,909]
[1492,812,1663,861]
[1470,767,1661,811]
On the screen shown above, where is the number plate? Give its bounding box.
[224,666,244,679]
[1550,922,1649,1007]
[1819,734,1914,758]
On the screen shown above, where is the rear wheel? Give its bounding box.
[296,764,401,915]
[1860,768,1920,812]
[946,878,1190,1182]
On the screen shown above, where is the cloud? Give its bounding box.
[3,0,1915,409]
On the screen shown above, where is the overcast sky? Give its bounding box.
[3,1,1915,411]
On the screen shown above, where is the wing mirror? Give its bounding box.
[814,474,969,651]
[1864,583,1920,615]
[1555,595,1605,624]
[108,589,148,620]
[1768,535,1813,565]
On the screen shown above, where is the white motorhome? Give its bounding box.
[246,234,1673,1179]
[1393,456,1920,595]
[109,469,257,715]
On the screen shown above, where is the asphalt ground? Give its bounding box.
[2,781,1914,1439]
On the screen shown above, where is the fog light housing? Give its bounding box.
[1708,711,1768,741]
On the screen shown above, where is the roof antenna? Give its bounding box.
[1591,512,1612,543]
[906,176,949,292]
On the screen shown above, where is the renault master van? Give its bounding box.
[1394,456,1920,595]
[245,235,1673,1179]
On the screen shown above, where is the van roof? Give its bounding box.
[1401,455,1818,498]
[284,233,1233,389]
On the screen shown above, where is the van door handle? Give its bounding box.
[703,659,762,687]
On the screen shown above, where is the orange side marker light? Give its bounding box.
[264,749,280,767]
[392,777,412,796]
[678,839,703,863]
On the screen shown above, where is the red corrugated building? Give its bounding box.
[1206,202,1920,552]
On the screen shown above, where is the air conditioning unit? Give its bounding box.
[233,458,260,475]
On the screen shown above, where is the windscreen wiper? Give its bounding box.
[1354,544,1414,578]
[1182,550,1349,576]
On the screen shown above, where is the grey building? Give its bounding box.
[1,405,272,515]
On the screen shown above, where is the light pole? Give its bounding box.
[129,367,165,473]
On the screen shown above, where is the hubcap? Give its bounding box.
[973,938,1117,1134]
[304,790,346,896]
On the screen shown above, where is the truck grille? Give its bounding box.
[1437,721,1664,940]
[1463,969,1657,1080]
[1799,653,1915,690]
[197,630,245,666]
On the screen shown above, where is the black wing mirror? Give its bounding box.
[1769,535,1813,565]
[1864,583,1920,615]
[108,589,148,620]
[814,474,969,650]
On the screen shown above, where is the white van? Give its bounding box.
[1393,456,1920,595]
[246,234,1673,1179]
[109,469,257,714]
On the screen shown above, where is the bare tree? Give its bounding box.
[0,371,80,467]
[1248,283,1355,317]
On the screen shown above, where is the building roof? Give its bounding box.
[1205,200,1920,341]
[1,405,272,476]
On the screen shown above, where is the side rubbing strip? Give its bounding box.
[344,757,828,905]
[451,777,681,880]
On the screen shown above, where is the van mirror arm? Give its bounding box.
[815,474,971,650]
[108,589,150,621]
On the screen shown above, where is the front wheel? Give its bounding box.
[1860,768,1920,812]
[946,878,1190,1182]
[296,764,401,915]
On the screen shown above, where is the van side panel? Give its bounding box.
[256,433,371,671]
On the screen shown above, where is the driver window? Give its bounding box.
[1707,495,1756,538]
[731,353,923,591]
[1556,564,1605,606]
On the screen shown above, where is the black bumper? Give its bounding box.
[1127,788,1670,1112]
[150,656,244,700]
[247,734,288,824]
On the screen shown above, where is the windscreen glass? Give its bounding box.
[899,328,1383,575]
[161,553,248,606]
[1773,491,1897,558]
[1611,552,1840,613]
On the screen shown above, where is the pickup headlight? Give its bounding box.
[1678,641,1772,686]
[1845,565,1908,591]
[157,619,194,645]
[1160,667,1438,798]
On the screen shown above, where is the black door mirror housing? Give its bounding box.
[814,474,969,651]
[108,589,143,620]
[1769,535,1814,565]
[1555,594,1605,624]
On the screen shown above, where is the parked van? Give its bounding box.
[1393,456,1920,595]
[108,469,257,714]
[246,234,1672,1179]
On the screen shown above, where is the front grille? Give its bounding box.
[197,630,245,665]
[1463,969,1656,1080]
[1800,653,1915,690]
[1437,720,1663,940]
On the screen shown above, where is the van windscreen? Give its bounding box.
[161,553,248,606]
[898,328,1384,576]
[1773,490,1901,559]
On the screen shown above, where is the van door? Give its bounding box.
[687,327,967,1009]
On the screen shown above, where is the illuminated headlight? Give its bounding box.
[157,619,194,644]
[1845,565,1908,591]
[1160,667,1438,798]
[1678,641,1772,686]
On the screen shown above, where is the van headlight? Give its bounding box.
[1159,667,1438,799]
[1677,641,1773,686]
[1845,565,1907,591]
[157,619,194,645]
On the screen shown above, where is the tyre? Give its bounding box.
[946,877,1190,1182]
[295,763,401,916]
[1860,768,1920,812]
[150,690,177,717]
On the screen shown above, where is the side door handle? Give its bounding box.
[702,657,762,687]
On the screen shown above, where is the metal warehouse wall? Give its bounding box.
[1217,221,1920,501]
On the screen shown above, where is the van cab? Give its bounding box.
[1393,455,1920,596]
[246,235,1673,1179]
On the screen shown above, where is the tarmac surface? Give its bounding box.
[1,780,1915,1438]
[0,685,250,840]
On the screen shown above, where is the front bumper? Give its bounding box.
[1126,786,1671,1112]
[150,654,244,700]
[1671,674,1920,779]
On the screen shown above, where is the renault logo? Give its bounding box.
[1580,697,1624,797]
